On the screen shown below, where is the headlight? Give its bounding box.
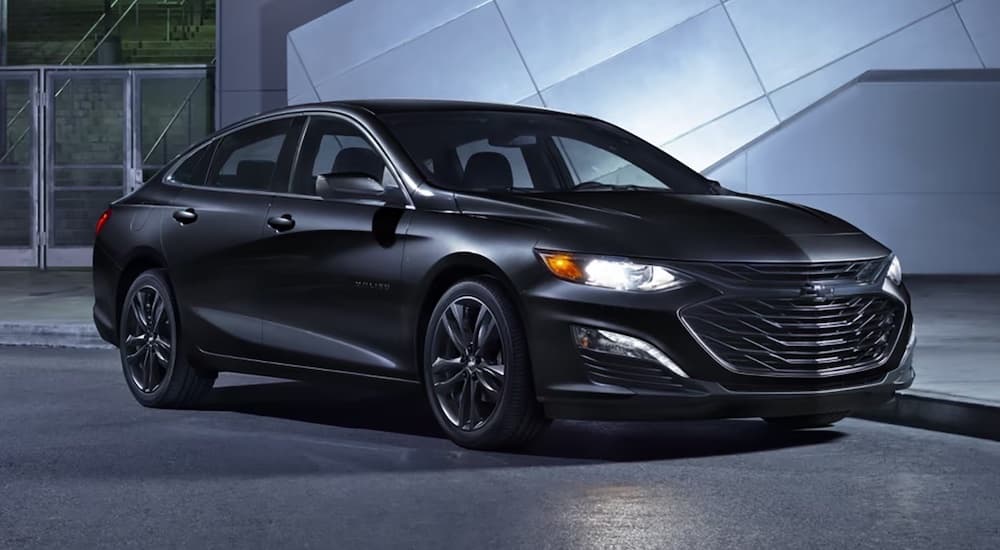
[537,251,689,291]
[887,255,902,285]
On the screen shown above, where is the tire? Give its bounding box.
[422,278,548,450]
[763,412,849,429]
[118,269,215,408]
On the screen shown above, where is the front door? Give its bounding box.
[160,116,303,359]
[254,115,413,379]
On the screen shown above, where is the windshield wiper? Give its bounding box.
[571,181,660,192]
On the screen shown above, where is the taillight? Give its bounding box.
[95,209,111,235]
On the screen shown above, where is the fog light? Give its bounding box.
[573,326,688,378]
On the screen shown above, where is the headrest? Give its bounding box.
[462,152,512,190]
[332,147,384,180]
[235,160,276,190]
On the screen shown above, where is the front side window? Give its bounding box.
[380,110,711,194]
[289,116,398,197]
[455,139,533,188]
[206,118,295,192]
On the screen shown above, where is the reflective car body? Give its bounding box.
[93,99,914,424]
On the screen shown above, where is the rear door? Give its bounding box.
[253,114,414,379]
[161,116,304,359]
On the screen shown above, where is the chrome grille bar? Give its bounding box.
[682,294,903,377]
[673,258,890,287]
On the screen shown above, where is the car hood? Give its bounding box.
[454,191,890,263]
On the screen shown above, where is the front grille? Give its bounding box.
[682,295,903,376]
[675,258,889,287]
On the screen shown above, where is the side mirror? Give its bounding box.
[315,172,384,201]
[707,179,727,195]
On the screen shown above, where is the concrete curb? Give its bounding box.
[0,322,112,349]
[856,391,1000,442]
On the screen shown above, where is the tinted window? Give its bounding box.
[554,137,664,189]
[207,119,294,192]
[289,116,397,196]
[167,143,214,186]
[455,139,532,188]
[380,110,710,194]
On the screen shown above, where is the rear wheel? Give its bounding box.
[422,278,547,450]
[763,412,849,429]
[119,269,215,408]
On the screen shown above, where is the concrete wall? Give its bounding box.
[706,70,1000,274]
[287,0,998,171]
[282,0,1000,274]
[216,0,349,127]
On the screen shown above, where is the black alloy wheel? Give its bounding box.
[429,295,505,431]
[122,284,171,394]
[423,278,548,450]
[119,270,215,408]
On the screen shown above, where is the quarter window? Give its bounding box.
[206,119,295,192]
[167,143,214,186]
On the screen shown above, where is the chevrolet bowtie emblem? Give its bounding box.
[800,282,834,301]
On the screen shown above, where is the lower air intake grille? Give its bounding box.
[682,295,903,376]
[582,355,687,392]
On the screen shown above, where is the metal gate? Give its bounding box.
[0,70,39,266]
[0,65,212,268]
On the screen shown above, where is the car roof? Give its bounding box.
[213,99,587,140]
[284,98,571,116]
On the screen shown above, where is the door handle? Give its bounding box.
[172,208,198,224]
[267,213,295,232]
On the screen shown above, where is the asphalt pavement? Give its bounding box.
[1,347,998,549]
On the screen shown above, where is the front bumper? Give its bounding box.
[521,276,914,421]
[542,359,913,421]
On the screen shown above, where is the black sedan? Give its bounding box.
[93,100,915,449]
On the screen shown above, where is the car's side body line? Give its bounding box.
[199,349,421,384]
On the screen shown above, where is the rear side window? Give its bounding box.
[206,119,295,192]
[167,143,214,186]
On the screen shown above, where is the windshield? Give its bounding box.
[379,110,712,194]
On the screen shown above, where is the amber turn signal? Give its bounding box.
[539,252,585,282]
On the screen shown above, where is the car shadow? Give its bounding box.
[201,378,847,463]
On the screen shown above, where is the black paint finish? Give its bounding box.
[93,99,914,423]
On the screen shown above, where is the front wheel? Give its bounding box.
[763,412,849,429]
[422,278,547,450]
[119,269,215,408]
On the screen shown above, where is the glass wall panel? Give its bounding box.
[49,75,126,248]
[0,66,213,267]
[139,73,213,179]
[0,76,36,257]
